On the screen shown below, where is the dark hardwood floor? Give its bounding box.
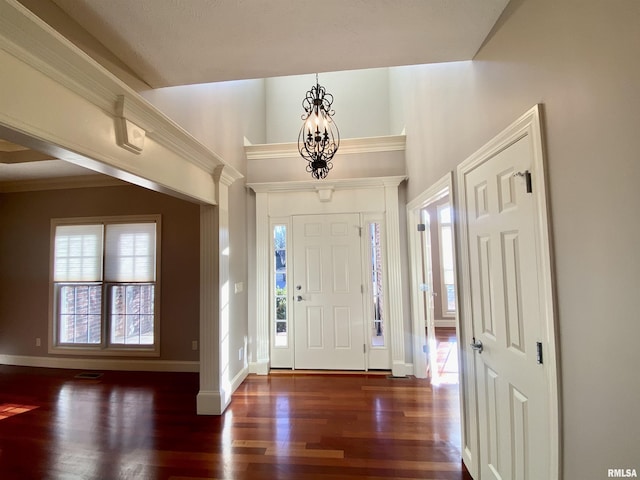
[0,365,472,479]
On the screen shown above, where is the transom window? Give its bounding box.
[51,216,160,354]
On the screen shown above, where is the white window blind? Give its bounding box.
[104,223,156,282]
[54,224,103,281]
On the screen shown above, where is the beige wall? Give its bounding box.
[0,185,200,361]
[395,0,640,477]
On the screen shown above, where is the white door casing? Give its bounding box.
[249,178,406,376]
[292,214,365,370]
[457,105,559,479]
[406,174,453,381]
[418,207,439,380]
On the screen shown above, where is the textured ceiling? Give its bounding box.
[2,0,510,183]
[49,0,510,88]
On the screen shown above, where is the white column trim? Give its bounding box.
[197,205,222,414]
[251,191,271,375]
[198,166,242,414]
[384,184,406,377]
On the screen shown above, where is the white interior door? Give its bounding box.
[460,133,551,479]
[418,208,439,380]
[293,213,365,370]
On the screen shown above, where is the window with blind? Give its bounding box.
[51,216,160,354]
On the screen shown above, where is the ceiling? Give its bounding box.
[2,0,511,186]
[49,0,510,88]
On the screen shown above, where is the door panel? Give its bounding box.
[462,134,549,480]
[293,214,365,370]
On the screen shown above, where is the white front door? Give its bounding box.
[292,213,365,370]
[460,130,553,479]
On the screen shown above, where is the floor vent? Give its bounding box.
[74,372,103,380]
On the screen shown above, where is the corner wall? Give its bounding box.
[395,0,640,477]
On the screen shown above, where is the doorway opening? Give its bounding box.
[433,327,459,384]
[407,172,461,386]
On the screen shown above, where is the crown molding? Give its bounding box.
[0,174,126,193]
[245,134,406,160]
[214,164,244,187]
[247,175,407,194]
[0,0,226,173]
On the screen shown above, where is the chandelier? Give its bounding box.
[298,74,340,179]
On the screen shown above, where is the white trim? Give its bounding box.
[389,363,414,378]
[249,176,406,375]
[406,173,452,380]
[435,319,457,328]
[361,213,391,370]
[456,104,559,480]
[0,354,198,372]
[0,0,247,205]
[197,365,248,415]
[230,366,249,394]
[245,135,406,160]
[406,173,473,471]
[196,390,226,415]
[0,0,235,175]
[248,361,269,375]
[48,215,162,357]
[384,184,406,378]
[248,175,406,194]
[0,174,126,193]
[269,217,293,369]
[253,192,271,374]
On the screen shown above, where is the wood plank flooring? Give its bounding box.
[0,365,472,479]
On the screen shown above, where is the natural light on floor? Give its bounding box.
[0,403,39,420]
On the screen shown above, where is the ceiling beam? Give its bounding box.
[0,150,57,164]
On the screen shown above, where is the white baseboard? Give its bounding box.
[391,361,415,378]
[435,319,457,328]
[230,365,249,393]
[197,365,249,415]
[248,360,270,375]
[197,390,226,415]
[0,354,199,372]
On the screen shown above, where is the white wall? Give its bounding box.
[396,0,640,477]
[141,79,265,384]
[142,79,266,170]
[265,68,393,144]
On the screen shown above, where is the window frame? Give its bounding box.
[437,203,456,318]
[49,215,161,357]
[271,220,290,350]
[362,213,389,352]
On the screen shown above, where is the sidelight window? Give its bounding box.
[273,224,288,347]
[368,222,385,347]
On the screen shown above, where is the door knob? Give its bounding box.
[297,295,304,302]
[470,337,483,354]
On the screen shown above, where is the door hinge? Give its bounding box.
[514,170,533,193]
[536,341,543,364]
[363,343,366,354]
[357,226,363,237]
